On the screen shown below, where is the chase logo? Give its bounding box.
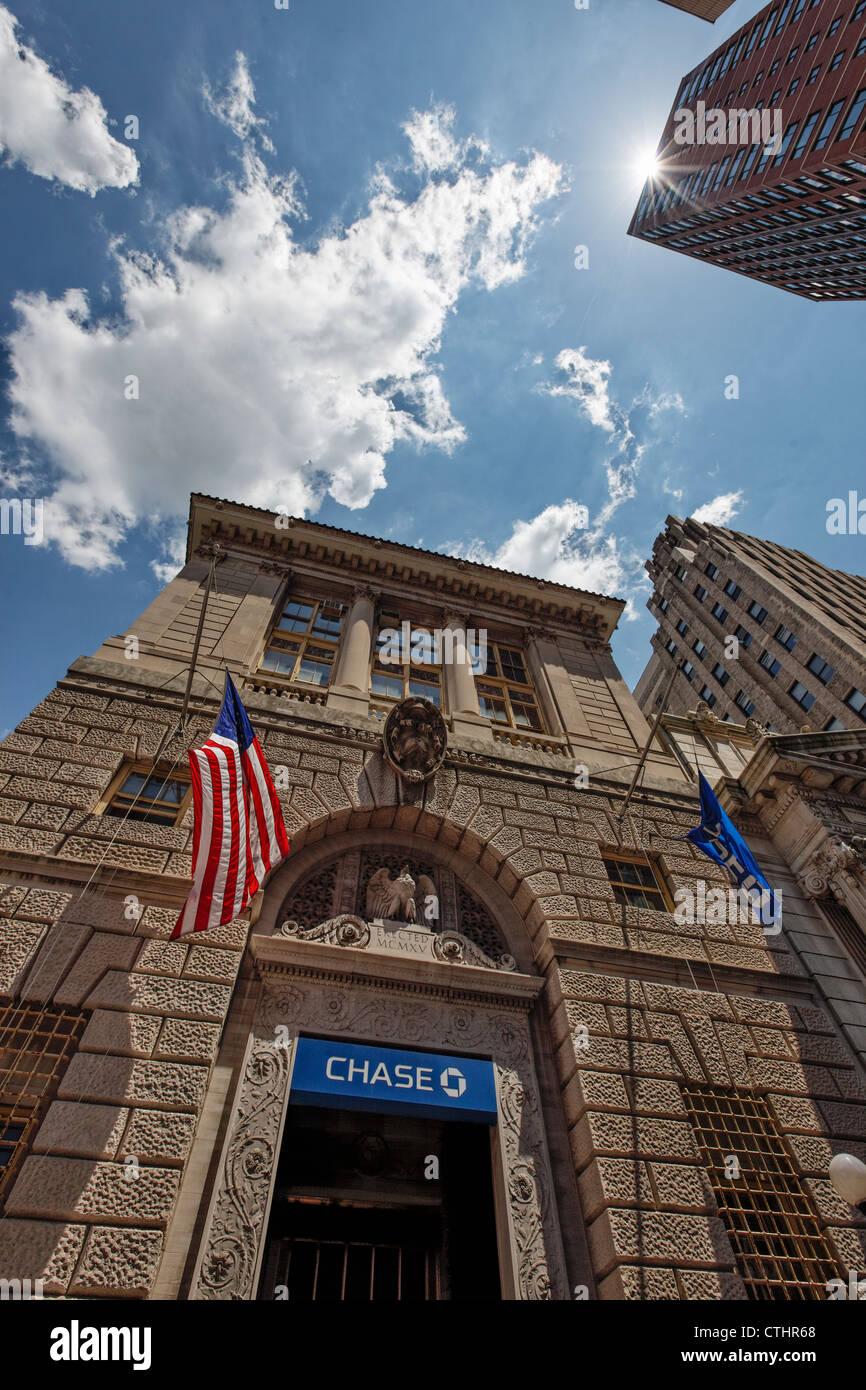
[291,1037,497,1124]
[439,1067,466,1098]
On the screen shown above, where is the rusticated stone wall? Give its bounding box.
[1,621,866,1298]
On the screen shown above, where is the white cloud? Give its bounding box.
[691,490,744,526]
[6,71,563,569]
[0,5,138,194]
[481,350,689,611]
[204,51,274,152]
[463,500,641,600]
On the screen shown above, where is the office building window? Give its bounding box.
[724,580,742,600]
[748,602,768,624]
[602,855,671,911]
[735,690,756,716]
[476,644,544,732]
[759,651,782,678]
[106,767,191,826]
[700,686,717,708]
[789,681,816,710]
[261,597,346,687]
[705,563,720,581]
[734,625,753,649]
[774,624,798,651]
[807,653,835,684]
[693,639,707,660]
[845,687,866,721]
[694,585,707,603]
[712,664,730,687]
[711,602,730,625]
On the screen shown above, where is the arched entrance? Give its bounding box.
[189,830,570,1301]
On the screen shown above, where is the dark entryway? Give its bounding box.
[258,1105,501,1301]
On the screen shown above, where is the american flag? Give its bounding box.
[172,673,290,939]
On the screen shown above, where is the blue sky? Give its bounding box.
[1,0,864,736]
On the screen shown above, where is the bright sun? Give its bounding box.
[635,149,659,182]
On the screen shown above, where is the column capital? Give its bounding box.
[351,584,379,605]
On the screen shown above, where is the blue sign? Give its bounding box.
[686,773,779,927]
[290,1036,498,1125]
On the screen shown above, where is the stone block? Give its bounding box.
[121,1108,197,1166]
[5,1155,179,1226]
[33,1101,130,1160]
[85,970,232,1022]
[0,1219,87,1294]
[80,1009,162,1058]
[154,1017,222,1064]
[69,1224,165,1296]
[58,1053,209,1112]
[54,932,141,1007]
[589,1208,734,1279]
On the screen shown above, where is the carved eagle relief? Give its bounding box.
[364,865,437,924]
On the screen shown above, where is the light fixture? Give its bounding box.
[828,1153,866,1214]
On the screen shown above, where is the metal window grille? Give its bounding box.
[0,1000,88,1207]
[682,1084,841,1300]
[261,1235,440,1301]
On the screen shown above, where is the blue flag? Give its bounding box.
[686,774,779,928]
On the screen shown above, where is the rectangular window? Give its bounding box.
[748,601,768,623]
[712,663,730,687]
[806,31,820,51]
[602,855,670,912]
[658,597,670,613]
[693,639,707,660]
[665,639,679,657]
[735,690,756,716]
[711,602,730,625]
[845,687,866,720]
[774,624,798,651]
[828,16,843,35]
[829,49,846,69]
[261,597,346,687]
[676,619,689,636]
[675,564,688,581]
[705,562,720,581]
[476,643,543,732]
[759,650,782,678]
[806,65,821,83]
[838,88,866,142]
[814,99,846,151]
[694,585,707,603]
[774,121,800,165]
[734,625,753,649]
[681,1085,842,1299]
[371,616,443,709]
[824,716,846,731]
[682,661,695,682]
[107,767,191,826]
[792,111,822,156]
[807,652,835,684]
[789,680,816,710]
[724,579,742,600]
[700,686,718,708]
[0,1001,88,1210]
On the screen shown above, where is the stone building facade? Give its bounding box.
[635,514,866,736]
[0,493,865,1301]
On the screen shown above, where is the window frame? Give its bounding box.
[259,595,347,689]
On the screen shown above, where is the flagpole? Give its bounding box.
[180,544,222,732]
[616,657,682,829]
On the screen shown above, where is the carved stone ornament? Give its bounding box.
[382,696,446,783]
[278,914,371,948]
[799,838,862,898]
[364,864,436,922]
[192,977,568,1301]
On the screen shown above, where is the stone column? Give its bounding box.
[443,610,493,742]
[326,586,377,715]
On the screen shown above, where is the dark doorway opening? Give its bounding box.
[258,1104,501,1301]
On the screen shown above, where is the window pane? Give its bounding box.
[372,672,404,700]
[296,659,332,686]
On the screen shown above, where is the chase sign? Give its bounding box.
[290,1036,498,1124]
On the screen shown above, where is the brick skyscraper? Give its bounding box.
[634,514,866,734]
[659,0,738,20]
[630,0,866,299]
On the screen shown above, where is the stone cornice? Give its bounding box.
[250,932,544,1008]
[186,494,623,641]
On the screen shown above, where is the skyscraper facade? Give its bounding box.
[634,514,866,735]
[659,0,738,21]
[630,0,866,299]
